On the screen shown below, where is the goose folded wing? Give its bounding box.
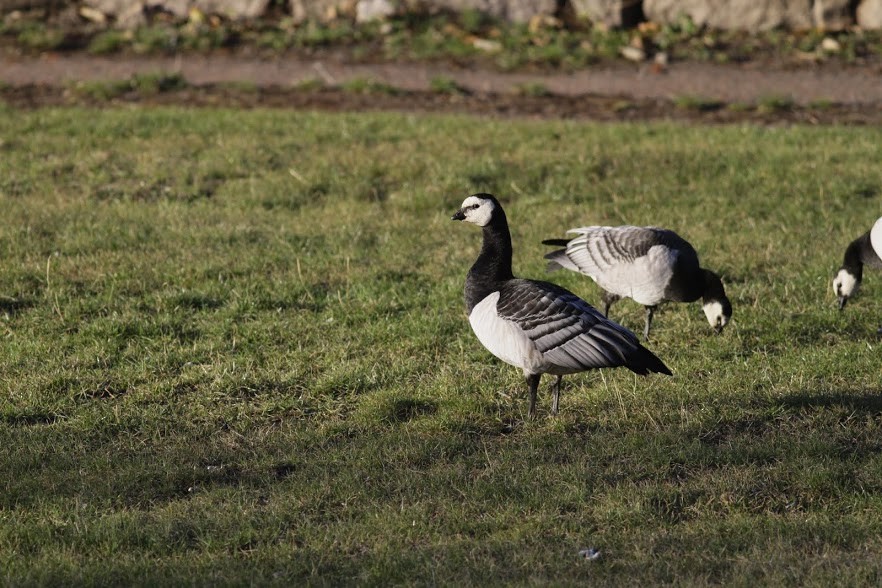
[495,279,643,370]
[563,226,678,275]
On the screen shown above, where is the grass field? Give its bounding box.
[1,107,882,585]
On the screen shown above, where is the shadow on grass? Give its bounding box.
[775,390,882,412]
[0,296,33,317]
[0,409,61,426]
[383,398,438,423]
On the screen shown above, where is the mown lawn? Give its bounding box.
[1,107,881,585]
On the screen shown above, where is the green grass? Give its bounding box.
[2,109,882,585]
[292,77,325,92]
[429,76,468,95]
[340,77,400,95]
[727,101,754,112]
[68,72,188,100]
[758,95,796,114]
[674,95,725,112]
[69,79,133,101]
[87,30,129,55]
[809,98,836,111]
[14,21,66,51]
[129,71,188,94]
[515,81,551,97]
[215,80,259,93]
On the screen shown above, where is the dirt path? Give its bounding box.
[3,53,882,122]
[4,53,882,104]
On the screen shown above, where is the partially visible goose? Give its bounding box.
[832,216,882,310]
[543,226,731,340]
[452,194,671,419]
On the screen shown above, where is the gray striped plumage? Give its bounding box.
[544,225,731,339]
[495,279,655,373]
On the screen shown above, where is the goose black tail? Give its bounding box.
[628,346,673,377]
[542,241,572,272]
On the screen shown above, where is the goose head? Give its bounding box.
[702,297,732,335]
[832,268,860,310]
[451,193,499,227]
[700,270,732,334]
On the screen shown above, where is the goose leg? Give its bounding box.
[644,306,656,340]
[601,292,620,318]
[551,375,563,416]
[526,373,541,420]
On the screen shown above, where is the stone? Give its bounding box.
[471,37,502,51]
[82,0,147,28]
[356,0,396,22]
[569,0,644,28]
[192,0,270,19]
[812,0,853,30]
[643,0,813,32]
[117,1,147,27]
[857,0,882,29]
[290,0,356,23]
[820,36,841,52]
[79,5,108,23]
[653,50,668,66]
[620,45,645,61]
[83,0,270,25]
[145,0,190,18]
[418,0,558,24]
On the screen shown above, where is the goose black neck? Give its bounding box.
[843,232,872,276]
[464,210,514,312]
[700,269,726,304]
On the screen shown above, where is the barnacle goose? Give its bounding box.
[543,226,732,340]
[452,194,671,419]
[832,216,882,310]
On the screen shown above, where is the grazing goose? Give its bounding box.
[543,226,732,340]
[832,216,882,310]
[452,194,671,419]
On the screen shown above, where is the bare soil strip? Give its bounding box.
[3,53,882,122]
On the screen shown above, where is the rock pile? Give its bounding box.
[9,0,882,31]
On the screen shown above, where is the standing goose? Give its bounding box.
[542,226,732,340]
[832,216,882,310]
[452,194,671,419]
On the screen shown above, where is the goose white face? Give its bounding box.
[702,301,729,333]
[456,195,496,227]
[832,269,859,300]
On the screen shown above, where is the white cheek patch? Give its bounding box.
[833,269,858,298]
[460,196,495,227]
[703,301,727,328]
